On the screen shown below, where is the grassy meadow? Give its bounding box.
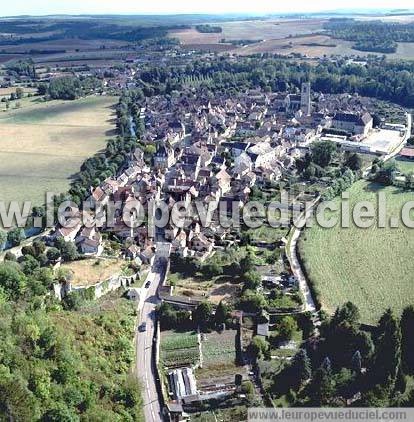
[0,95,117,208]
[299,180,414,324]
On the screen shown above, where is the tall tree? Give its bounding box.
[193,301,213,330]
[344,153,362,171]
[373,309,401,391]
[323,302,372,368]
[0,263,27,299]
[276,316,298,341]
[351,350,362,374]
[308,367,334,406]
[332,301,360,328]
[0,230,6,251]
[214,301,228,326]
[401,305,414,374]
[322,356,332,373]
[310,140,336,167]
[292,349,312,386]
[248,336,269,360]
[240,251,255,274]
[7,228,25,247]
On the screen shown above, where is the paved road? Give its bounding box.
[135,258,166,422]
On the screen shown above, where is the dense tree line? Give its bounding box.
[157,300,229,333]
[6,59,36,78]
[47,76,102,100]
[195,24,222,33]
[135,56,414,107]
[353,40,397,54]
[69,90,144,202]
[48,77,83,100]
[0,18,189,45]
[325,19,414,53]
[268,302,414,407]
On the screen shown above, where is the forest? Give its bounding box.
[135,56,414,107]
[0,243,143,421]
[325,19,414,53]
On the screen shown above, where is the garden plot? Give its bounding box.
[160,330,200,369]
[196,330,243,389]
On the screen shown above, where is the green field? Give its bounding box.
[299,180,414,324]
[0,95,117,209]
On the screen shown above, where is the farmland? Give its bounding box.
[171,20,414,60]
[160,330,200,368]
[0,95,117,208]
[238,34,356,57]
[299,180,414,324]
[0,87,37,97]
[169,18,326,45]
[0,38,126,54]
[236,36,414,59]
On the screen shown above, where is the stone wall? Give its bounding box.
[53,273,139,301]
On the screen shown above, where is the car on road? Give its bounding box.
[138,322,147,332]
[145,280,151,288]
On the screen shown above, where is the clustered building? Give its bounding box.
[49,83,375,262]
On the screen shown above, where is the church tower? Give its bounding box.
[300,82,311,116]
